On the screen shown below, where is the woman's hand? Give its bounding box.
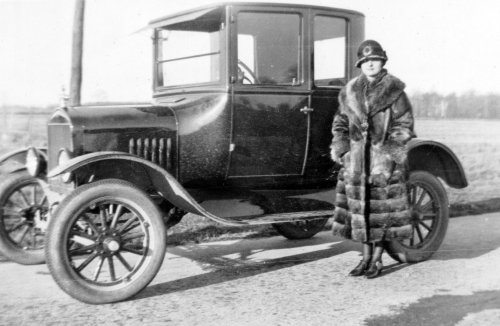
[341,151,351,166]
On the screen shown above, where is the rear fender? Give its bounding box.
[408,139,468,189]
[48,151,223,220]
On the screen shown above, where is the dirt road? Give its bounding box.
[1,213,500,325]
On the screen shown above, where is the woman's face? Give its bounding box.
[361,59,384,78]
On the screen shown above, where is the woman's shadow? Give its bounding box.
[374,213,500,276]
[431,213,500,261]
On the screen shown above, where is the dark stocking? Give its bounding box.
[362,242,373,262]
[371,242,384,262]
[365,241,384,279]
[349,242,372,276]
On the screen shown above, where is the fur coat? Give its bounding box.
[331,70,416,242]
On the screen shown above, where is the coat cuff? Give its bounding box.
[380,140,408,164]
[330,138,350,163]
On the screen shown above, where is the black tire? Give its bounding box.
[45,179,167,304]
[0,171,47,265]
[272,218,329,240]
[385,171,449,263]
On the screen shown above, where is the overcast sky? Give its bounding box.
[1,0,499,106]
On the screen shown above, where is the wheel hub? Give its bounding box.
[22,205,43,221]
[102,237,121,253]
[410,208,421,221]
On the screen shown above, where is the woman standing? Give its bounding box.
[331,40,416,278]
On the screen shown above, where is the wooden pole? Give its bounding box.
[69,0,85,107]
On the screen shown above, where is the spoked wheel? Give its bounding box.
[0,171,48,265]
[272,218,329,240]
[46,179,166,304]
[385,171,449,263]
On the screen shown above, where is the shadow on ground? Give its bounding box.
[137,234,360,300]
[364,290,500,326]
[431,213,500,261]
[136,210,500,300]
[450,198,500,217]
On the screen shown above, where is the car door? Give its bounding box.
[228,6,310,179]
[305,12,350,180]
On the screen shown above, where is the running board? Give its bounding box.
[203,210,333,226]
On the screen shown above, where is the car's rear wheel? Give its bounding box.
[45,179,166,304]
[272,218,329,240]
[0,171,47,265]
[385,171,449,263]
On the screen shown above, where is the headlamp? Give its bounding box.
[26,147,44,177]
[57,149,73,183]
[58,149,72,166]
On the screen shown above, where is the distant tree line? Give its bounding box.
[410,92,500,119]
[0,104,55,115]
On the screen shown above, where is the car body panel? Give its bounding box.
[48,151,335,223]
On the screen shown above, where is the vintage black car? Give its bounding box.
[0,2,467,304]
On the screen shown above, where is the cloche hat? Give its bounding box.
[355,40,388,68]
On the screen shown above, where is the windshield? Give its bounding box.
[155,9,223,88]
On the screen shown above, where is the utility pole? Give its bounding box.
[69,0,85,107]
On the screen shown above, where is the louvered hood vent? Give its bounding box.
[129,137,172,170]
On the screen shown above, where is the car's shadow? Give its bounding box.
[137,214,500,300]
[136,233,362,300]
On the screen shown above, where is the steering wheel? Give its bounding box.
[237,60,259,84]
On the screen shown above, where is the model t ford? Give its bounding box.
[0,2,467,303]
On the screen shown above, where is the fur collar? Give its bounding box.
[340,70,406,121]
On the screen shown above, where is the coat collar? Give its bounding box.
[342,70,406,120]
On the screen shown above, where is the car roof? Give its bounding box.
[149,1,364,27]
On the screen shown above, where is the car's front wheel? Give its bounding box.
[45,179,167,304]
[385,170,449,263]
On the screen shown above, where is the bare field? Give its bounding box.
[0,113,48,155]
[414,119,499,204]
[0,114,497,204]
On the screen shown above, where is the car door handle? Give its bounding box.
[300,106,314,114]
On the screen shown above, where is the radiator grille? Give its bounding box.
[48,124,72,170]
[129,137,171,170]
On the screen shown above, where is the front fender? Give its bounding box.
[408,138,468,189]
[0,147,47,175]
[0,147,47,164]
[0,160,26,175]
[48,151,228,223]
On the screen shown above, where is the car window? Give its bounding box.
[314,16,347,87]
[237,12,302,86]
[156,9,223,87]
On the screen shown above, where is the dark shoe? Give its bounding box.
[365,260,383,279]
[349,260,370,277]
